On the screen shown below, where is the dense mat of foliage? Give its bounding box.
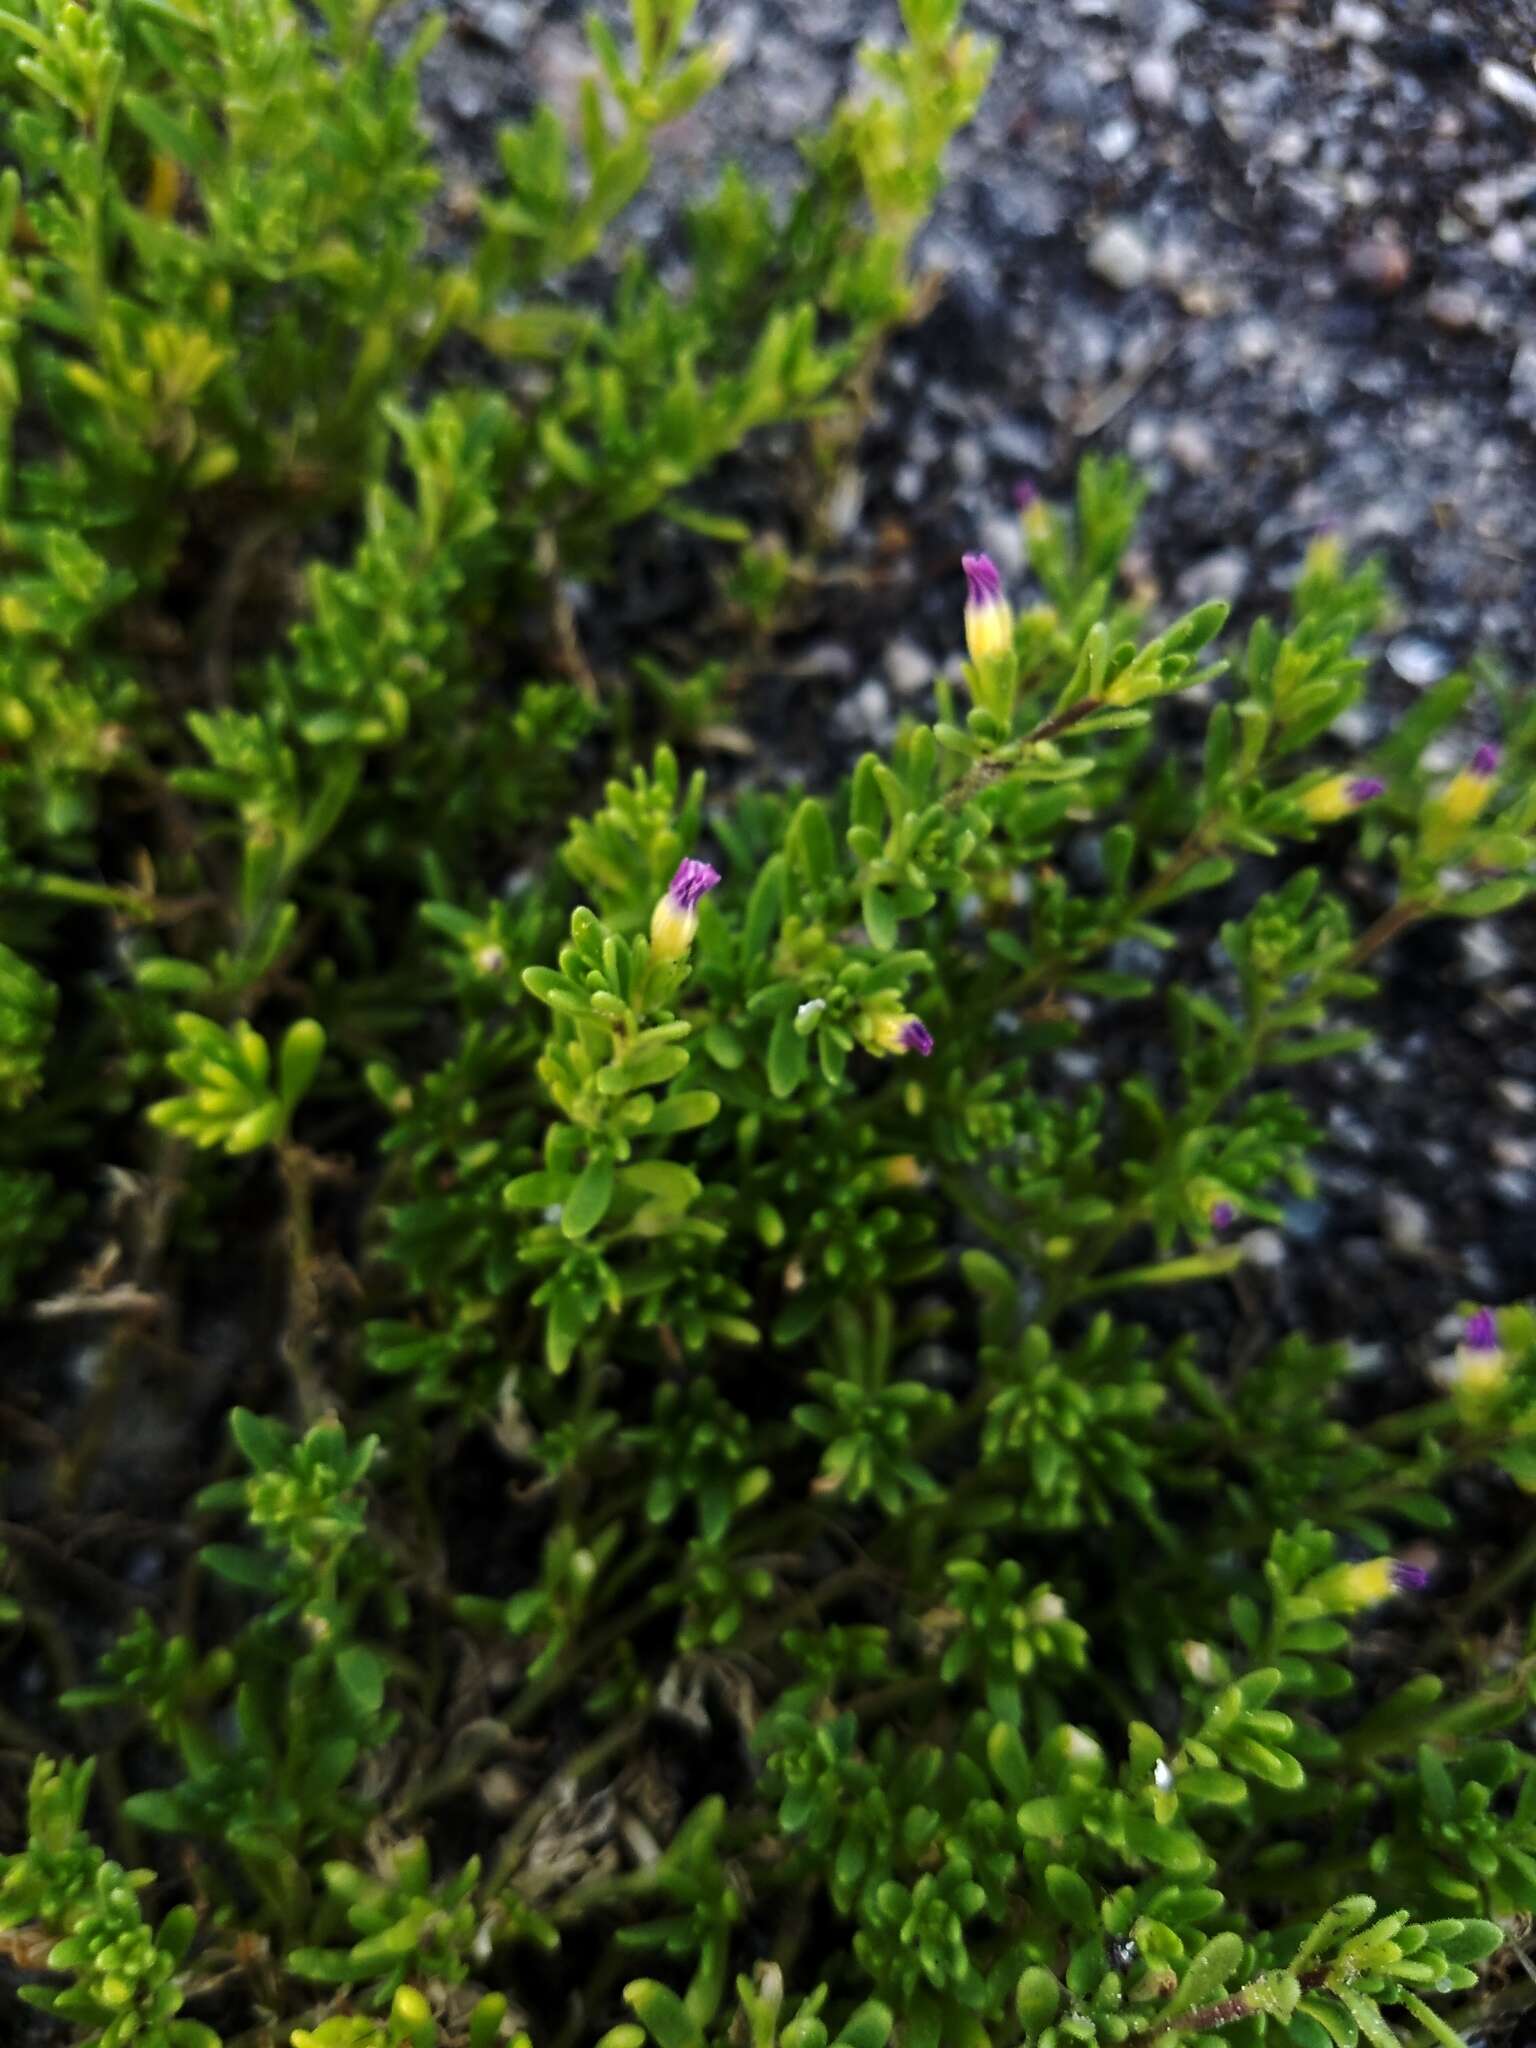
[4,4,1536,2048]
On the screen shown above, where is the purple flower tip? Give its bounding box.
[1471,743,1501,778]
[1391,1560,1430,1593]
[899,1018,935,1056]
[668,857,721,911]
[1348,777,1386,804]
[962,552,1003,608]
[1210,1201,1236,1232]
[1012,478,1039,510]
[1464,1306,1499,1351]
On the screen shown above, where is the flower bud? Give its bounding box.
[961,552,1014,666]
[1450,1305,1507,1398]
[1190,1179,1238,1234]
[1297,773,1385,823]
[649,857,721,962]
[1311,1555,1427,1612]
[1464,1303,1500,1351]
[871,1012,934,1057]
[1436,744,1500,831]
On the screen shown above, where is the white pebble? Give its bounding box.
[1482,59,1536,125]
[1088,221,1155,291]
[883,640,931,697]
[1332,707,1375,746]
[980,512,1026,576]
[1386,634,1452,687]
[1097,117,1140,164]
[1132,54,1178,108]
[1489,222,1528,267]
[1381,1191,1431,1254]
[1242,1229,1286,1271]
[1333,0,1387,40]
[1461,926,1514,981]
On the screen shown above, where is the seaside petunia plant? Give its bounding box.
[2,4,1536,2048]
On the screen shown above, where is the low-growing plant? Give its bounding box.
[3,3,1536,2048]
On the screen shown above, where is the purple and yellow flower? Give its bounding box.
[649,856,721,962]
[961,552,1014,666]
[1437,743,1501,830]
[1298,773,1386,824]
[1313,1555,1429,1611]
[1465,1304,1499,1350]
[1452,1304,1507,1397]
[870,1012,935,1058]
[1191,1180,1238,1234]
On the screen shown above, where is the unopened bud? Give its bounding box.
[649,856,721,962]
[961,552,1014,665]
[1297,773,1385,824]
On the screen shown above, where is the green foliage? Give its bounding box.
[936,1565,1087,1728]
[148,1013,325,1153]
[291,1988,511,2048]
[55,1410,404,1950]
[288,1840,486,2003]
[13,434,1536,2043]
[3,5,1536,2048]
[0,1759,219,2048]
[0,934,55,1106]
[626,1380,771,1543]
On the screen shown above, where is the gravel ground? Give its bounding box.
[412,0,1536,1338]
[426,0,1536,681]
